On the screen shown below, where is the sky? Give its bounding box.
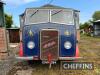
[2,0,100,27]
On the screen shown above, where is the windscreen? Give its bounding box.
[25,9,74,25]
[25,9,49,25]
[51,10,74,25]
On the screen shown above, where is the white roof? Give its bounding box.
[94,20,100,22]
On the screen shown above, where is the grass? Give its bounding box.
[7,35,100,75]
[31,35,100,75]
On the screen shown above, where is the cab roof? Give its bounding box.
[20,4,79,16]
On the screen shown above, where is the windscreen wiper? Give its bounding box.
[51,10,62,16]
[30,10,39,17]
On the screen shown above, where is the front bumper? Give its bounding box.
[16,56,82,60]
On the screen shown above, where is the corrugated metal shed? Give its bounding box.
[7,28,20,43]
[0,0,5,27]
[93,20,100,36]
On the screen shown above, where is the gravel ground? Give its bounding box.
[0,52,15,75]
[0,43,20,75]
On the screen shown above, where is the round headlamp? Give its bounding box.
[27,41,35,49]
[64,41,72,49]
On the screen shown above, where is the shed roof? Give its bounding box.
[7,28,20,30]
[0,0,4,4]
[94,20,100,23]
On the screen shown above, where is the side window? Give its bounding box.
[20,15,24,29]
[74,12,79,29]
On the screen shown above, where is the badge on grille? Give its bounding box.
[29,30,33,36]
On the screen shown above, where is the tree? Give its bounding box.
[80,22,90,29]
[92,11,100,21]
[5,13,13,28]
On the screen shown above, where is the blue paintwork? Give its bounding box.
[22,26,39,56]
[22,23,76,57]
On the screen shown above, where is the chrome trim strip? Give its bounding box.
[16,56,38,60]
[59,57,82,60]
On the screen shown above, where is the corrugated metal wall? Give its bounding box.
[7,29,20,43]
[94,24,100,36]
[0,3,4,27]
